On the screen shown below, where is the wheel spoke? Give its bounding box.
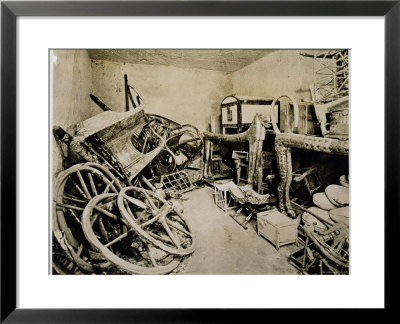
[103,179,117,194]
[88,172,98,196]
[141,189,158,211]
[139,210,163,228]
[90,212,100,226]
[161,219,181,248]
[142,241,158,267]
[94,206,129,227]
[67,209,82,225]
[124,194,149,210]
[94,206,119,221]
[104,231,130,248]
[109,182,118,193]
[98,217,110,245]
[56,201,84,211]
[70,178,87,199]
[63,194,87,204]
[123,200,136,220]
[77,170,91,199]
[166,219,191,236]
[76,244,84,257]
[147,231,173,244]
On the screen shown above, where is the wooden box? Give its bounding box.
[257,209,299,249]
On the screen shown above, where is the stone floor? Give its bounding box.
[174,186,300,275]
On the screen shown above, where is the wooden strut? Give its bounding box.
[124,74,140,111]
[229,205,260,230]
[124,74,130,111]
[89,94,112,111]
[229,208,248,230]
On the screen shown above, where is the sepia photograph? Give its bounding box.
[1,0,394,319]
[51,49,349,275]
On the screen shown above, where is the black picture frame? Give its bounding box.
[1,0,398,322]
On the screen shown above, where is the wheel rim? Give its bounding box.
[81,193,181,275]
[117,187,196,256]
[83,162,124,190]
[53,164,120,272]
[153,130,202,174]
[52,240,83,275]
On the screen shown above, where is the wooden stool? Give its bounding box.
[213,180,237,212]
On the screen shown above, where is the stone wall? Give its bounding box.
[231,50,316,134]
[52,50,102,177]
[51,49,318,178]
[232,50,314,103]
[90,59,232,132]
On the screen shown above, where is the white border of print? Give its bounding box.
[17,17,384,308]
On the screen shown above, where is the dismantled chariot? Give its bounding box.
[52,58,350,275]
[53,106,202,275]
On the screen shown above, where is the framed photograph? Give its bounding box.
[1,0,398,322]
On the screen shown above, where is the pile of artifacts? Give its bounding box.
[53,162,195,274]
[289,176,349,275]
[274,132,349,275]
[204,50,350,275]
[52,90,202,274]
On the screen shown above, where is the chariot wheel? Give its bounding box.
[153,129,202,175]
[167,129,203,157]
[117,187,196,256]
[53,164,121,272]
[138,117,170,154]
[179,124,201,135]
[83,162,124,190]
[52,240,83,275]
[81,193,181,275]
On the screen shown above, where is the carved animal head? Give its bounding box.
[253,113,272,129]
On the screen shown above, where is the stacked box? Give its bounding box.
[257,209,299,250]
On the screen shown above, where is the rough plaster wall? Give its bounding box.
[52,50,101,177]
[232,50,314,103]
[87,49,273,72]
[231,50,316,134]
[90,60,232,132]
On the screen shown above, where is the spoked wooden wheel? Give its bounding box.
[52,239,83,275]
[304,223,349,270]
[53,164,121,272]
[83,162,124,190]
[52,215,111,273]
[117,187,196,256]
[167,130,203,162]
[81,193,181,275]
[153,127,202,175]
[137,118,170,154]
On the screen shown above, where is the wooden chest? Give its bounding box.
[257,209,299,250]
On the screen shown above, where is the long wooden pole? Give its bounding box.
[124,74,129,111]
